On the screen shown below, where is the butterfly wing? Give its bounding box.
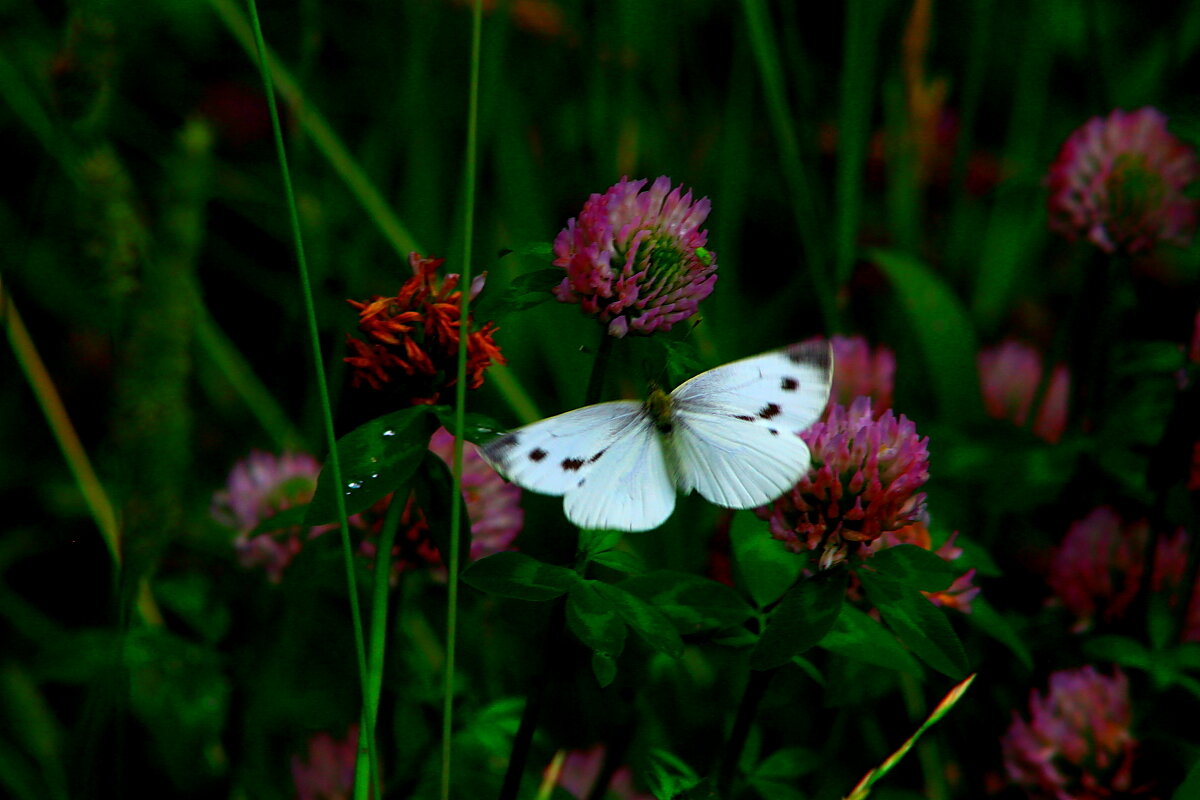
[480,401,676,532]
[665,341,832,509]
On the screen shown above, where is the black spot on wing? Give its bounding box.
[732,414,755,422]
[758,403,782,420]
[529,448,547,462]
[562,457,586,471]
[589,448,607,463]
[781,376,799,391]
[769,428,779,436]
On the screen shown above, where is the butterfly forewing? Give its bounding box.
[479,401,648,496]
[666,341,832,508]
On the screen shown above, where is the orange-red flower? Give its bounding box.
[345,253,505,404]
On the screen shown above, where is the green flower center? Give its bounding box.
[1106,153,1165,230]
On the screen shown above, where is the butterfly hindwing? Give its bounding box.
[561,413,676,532]
[666,341,832,508]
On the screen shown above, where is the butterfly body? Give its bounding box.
[481,341,832,532]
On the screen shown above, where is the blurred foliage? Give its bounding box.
[3,0,1200,799]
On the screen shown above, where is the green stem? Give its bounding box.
[356,493,405,800]
[443,2,485,798]
[499,328,612,800]
[718,667,775,795]
[242,1,377,796]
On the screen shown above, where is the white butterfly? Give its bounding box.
[480,341,833,532]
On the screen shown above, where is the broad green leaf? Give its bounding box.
[579,530,623,558]
[751,568,848,671]
[566,581,626,659]
[589,549,647,575]
[731,511,805,608]
[860,571,969,678]
[644,749,702,800]
[591,651,617,688]
[869,248,981,425]
[594,582,683,659]
[248,504,308,535]
[620,571,754,633]
[819,604,922,675]
[1173,758,1200,800]
[430,408,509,444]
[305,406,434,525]
[472,266,562,320]
[461,552,576,601]
[1082,635,1152,670]
[866,544,956,592]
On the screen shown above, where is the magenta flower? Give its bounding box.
[1001,667,1136,800]
[553,176,718,337]
[1047,107,1200,254]
[291,725,358,800]
[1048,507,1148,632]
[978,341,1070,444]
[756,397,929,562]
[818,334,895,415]
[211,451,327,582]
[428,427,523,561]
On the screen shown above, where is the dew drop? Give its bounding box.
[347,481,362,490]
[382,430,395,437]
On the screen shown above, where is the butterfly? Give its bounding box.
[480,341,833,532]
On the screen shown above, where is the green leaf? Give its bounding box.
[869,248,981,424]
[248,504,308,535]
[472,266,562,320]
[749,747,820,782]
[966,597,1032,669]
[566,580,626,659]
[819,604,922,675]
[644,749,702,800]
[867,544,956,592]
[579,530,623,558]
[497,241,554,259]
[431,407,510,444]
[1173,757,1200,800]
[591,651,617,688]
[305,406,434,525]
[860,571,969,678]
[620,571,754,633]
[751,568,847,671]
[589,549,647,575]
[593,582,683,659]
[1082,635,1152,670]
[730,511,804,607]
[461,552,576,600]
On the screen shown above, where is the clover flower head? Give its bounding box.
[291,725,358,800]
[553,176,717,337]
[1049,507,1148,632]
[211,450,326,582]
[1047,107,1200,254]
[757,397,929,560]
[814,334,896,415]
[1002,667,1136,799]
[978,340,1069,443]
[345,252,504,404]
